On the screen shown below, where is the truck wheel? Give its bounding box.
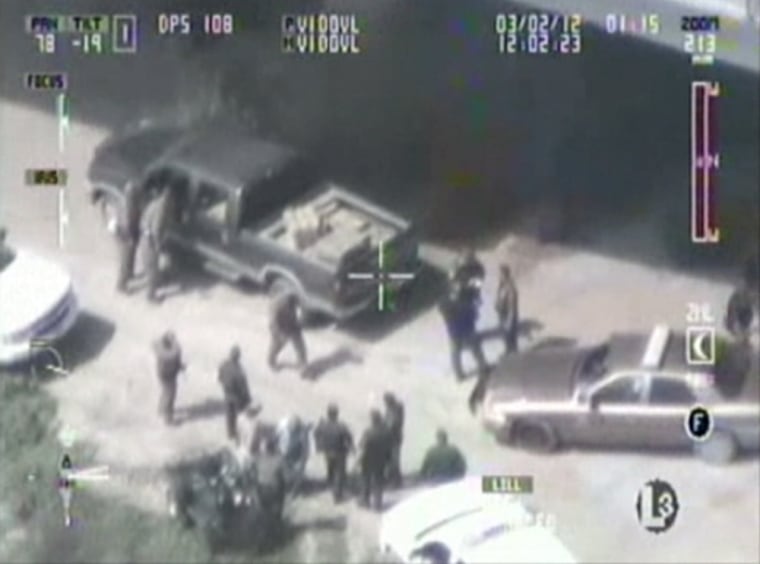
[513,421,559,453]
[98,197,120,236]
[696,430,737,465]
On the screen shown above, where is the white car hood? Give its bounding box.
[460,525,577,564]
[380,477,577,564]
[0,250,72,334]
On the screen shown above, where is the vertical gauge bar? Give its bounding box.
[691,81,720,244]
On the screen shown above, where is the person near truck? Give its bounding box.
[152,331,185,426]
[139,187,171,303]
[116,180,141,294]
[268,292,308,375]
[218,345,252,443]
[438,284,488,381]
[314,403,354,503]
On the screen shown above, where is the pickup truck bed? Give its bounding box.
[263,186,401,267]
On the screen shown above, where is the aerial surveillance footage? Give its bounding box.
[0,0,758,562]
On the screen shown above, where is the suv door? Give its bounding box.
[180,180,235,261]
[574,373,647,447]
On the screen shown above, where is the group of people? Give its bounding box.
[116,180,174,302]
[312,395,466,511]
[438,248,520,408]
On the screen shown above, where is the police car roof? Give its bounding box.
[165,125,299,189]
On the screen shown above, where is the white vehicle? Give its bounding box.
[379,477,576,564]
[0,246,79,365]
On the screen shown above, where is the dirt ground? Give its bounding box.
[1,98,758,563]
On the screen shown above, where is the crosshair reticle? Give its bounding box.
[347,240,416,311]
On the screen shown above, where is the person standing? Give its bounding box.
[255,437,287,518]
[140,188,171,303]
[152,331,185,426]
[314,403,354,503]
[495,263,520,354]
[116,181,141,294]
[725,281,756,341]
[218,346,252,443]
[439,285,488,381]
[383,392,405,488]
[419,429,467,485]
[268,292,308,375]
[358,409,391,511]
[450,247,486,294]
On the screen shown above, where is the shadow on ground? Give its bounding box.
[342,263,448,342]
[174,398,228,425]
[303,346,364,381]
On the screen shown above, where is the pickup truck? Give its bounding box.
[87,122,420,319]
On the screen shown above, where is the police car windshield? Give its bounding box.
[576,345,609,385]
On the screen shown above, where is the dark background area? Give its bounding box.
[1,0,757,272]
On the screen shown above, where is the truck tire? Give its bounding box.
[696,430,737,465]
[512,420,559,453]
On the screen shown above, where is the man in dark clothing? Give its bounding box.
[495,263,519,354]
[420,429,467,485]
[268,292,308,375]
[140,188,171,303]
[383,392,405,488]
[725,283,756,340]
[358,409,390,511]
[450,247,486,293]
[439,286,488,381]
[314,403,354,503]
[153,331,185,425]
[255,437,286,518]
[116,181,141,294]
[218,346,252,442]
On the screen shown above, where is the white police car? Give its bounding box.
[379,477,576,564]
[0,245,79,365]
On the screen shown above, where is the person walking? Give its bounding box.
[314,403,355,503]
[268,292,308,375]
[383,392,405,488]
[358,409,391,511]
[495,263,519,354]
[218,345,252,443]
[439,285,488,381]
[152,331,185,425]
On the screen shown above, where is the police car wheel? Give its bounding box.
[696,430,737,465]
[513,421,558,453]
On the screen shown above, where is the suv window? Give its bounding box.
[194,182,228,225]
[240,160,313,227]
[592,375,644,405]
[649,378,696,405]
